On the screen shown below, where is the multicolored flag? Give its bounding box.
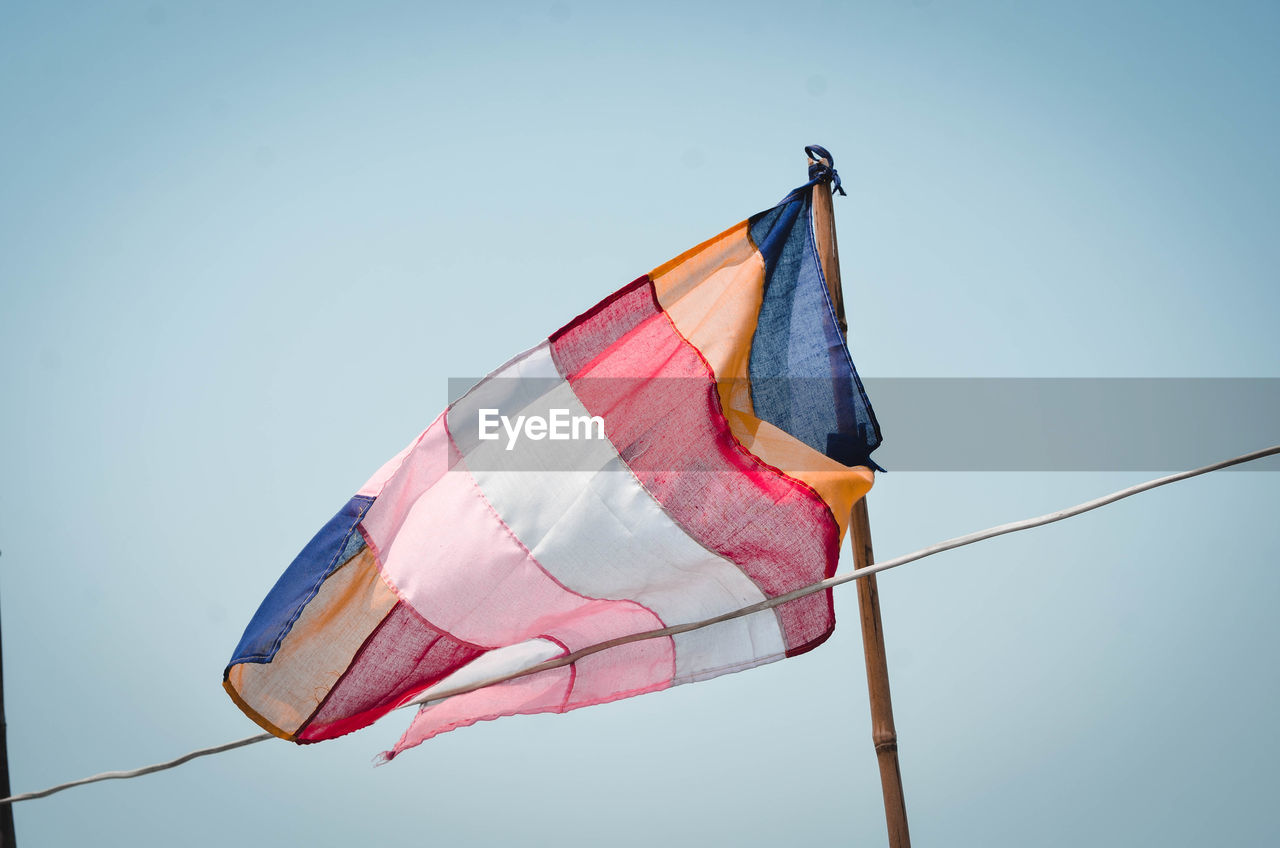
[224,168,881,760]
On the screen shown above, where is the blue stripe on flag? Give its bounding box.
[227,495,374,668]
[747,191,882,467]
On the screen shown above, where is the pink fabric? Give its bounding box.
[363,423,667,652]
[529,604,675,696]
[359,415,676,756]
[296,601,484,742]
[563,642,673,707]
[384,640,678,760]
[383,603,680,759]
[384,607,676,760]
[550,278,840,655]
[384,666,574,760]
[356,428,428,498]
[359,415,453,544]
[548,277,657,376]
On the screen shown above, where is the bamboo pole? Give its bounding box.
[809,151,911,848]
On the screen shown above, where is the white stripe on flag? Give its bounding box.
[411,637,567,707]
[450,342,788,684]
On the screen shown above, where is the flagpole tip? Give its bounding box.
[805,144,834,168]
[804,144,846,196]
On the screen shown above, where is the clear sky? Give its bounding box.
[1,1,1277,845]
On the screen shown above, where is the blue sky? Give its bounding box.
[1,1,1277,845]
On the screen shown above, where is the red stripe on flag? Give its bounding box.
[549,276,658,376]
[296,602,484,742]
[550,277,840,655]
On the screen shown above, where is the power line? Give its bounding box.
[2,443,1276,806]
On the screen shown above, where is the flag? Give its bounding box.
[224,171,881,760]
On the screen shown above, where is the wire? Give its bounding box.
[3,443,1276,805]
[0,733,271,804]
